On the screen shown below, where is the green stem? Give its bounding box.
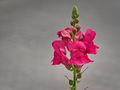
[73,68,77,90]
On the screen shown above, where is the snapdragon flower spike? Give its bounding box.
[51,6,99,90]
[51,7,99,67]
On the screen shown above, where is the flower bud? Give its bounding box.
[69,80,73,85]
[76,68,80,74]
[66,64,73,71]
[70,21,75,26]
[75,24,81,32]
[72,6,79,18]
[74,19,79,23]
[77,73,81,79]
[72,15,76,19]
[75,14,79,18]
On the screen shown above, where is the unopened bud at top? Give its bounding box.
[72,6,79,18]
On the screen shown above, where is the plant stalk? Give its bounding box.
[73,68,77,90]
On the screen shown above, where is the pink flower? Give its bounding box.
[51,40,69,67]
[57,27,75,46]
[68,41,93,65]
[57,27,83,45]
[83,29,99,54]
[57,27,74,39]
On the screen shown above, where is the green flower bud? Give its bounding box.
[77,73,81,79]
[66,64,73,71]
[72,15,76,19]
[70,21,75,26]
[74,19,79,23]
[69,80,73,85]
[76,68,80,74]
[72,6,79,17]
[75,14,79,18]
[75,24,81,31]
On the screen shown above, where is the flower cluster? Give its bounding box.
[51,6,99,70]
[52,27,99,68]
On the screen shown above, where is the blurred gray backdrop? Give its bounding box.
[0,0,120,90]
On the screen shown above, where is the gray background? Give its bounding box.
[0,0,120,90]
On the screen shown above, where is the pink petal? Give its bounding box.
[57,27,74,38]
[75,31,82,40]
[69,50,85,65]
[86,42,99,54]
[81,55,94,64]
[84,28,96,43]
[52,51,61,65]
[52,51,69,66]
[52,40,69,67]
[52,40,66,54]
[69,54,93,65]
[68,41,86,52]
[61,54,69,67]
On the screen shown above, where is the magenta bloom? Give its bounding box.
[57,27,75,46]
[57,27,74,39]
[51,40,69,67]
[68,41,93,65]
[83,29,99,54]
